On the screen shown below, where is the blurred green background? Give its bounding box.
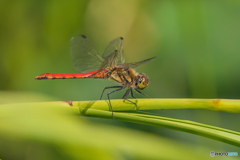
[0,0,240,159]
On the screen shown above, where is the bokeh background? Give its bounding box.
[0,0,240,159]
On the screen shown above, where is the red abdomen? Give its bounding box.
[35,70,100,80]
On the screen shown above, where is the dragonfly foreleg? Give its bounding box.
[100,86,122,100]
[107,86,126,119]
[134,89,149,98]
[122,88,130,99]
[130,88,136,99]
[122,88,139,109]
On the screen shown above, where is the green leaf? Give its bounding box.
[80,108,240,147]
[72,98,240,113]
[0,102,213,160]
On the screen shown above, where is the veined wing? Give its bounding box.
[70,35,104,73]
[102,37,125,65]
[125,57,156,68]
[100,50,118,69]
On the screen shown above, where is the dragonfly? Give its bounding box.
[35,35,155,119]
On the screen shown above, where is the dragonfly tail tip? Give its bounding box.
[35,76,41,80]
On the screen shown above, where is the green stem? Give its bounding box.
[71,98,240,113]
[79,108,240,147]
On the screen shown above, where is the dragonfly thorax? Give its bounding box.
[135,73,149,90]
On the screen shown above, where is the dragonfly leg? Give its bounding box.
[130,88,136,99]
[107,86,126,119]
[122,88,139,109]
[100,86,122,100]
[134,89,149,98]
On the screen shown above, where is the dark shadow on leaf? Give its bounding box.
[79,101,96,115]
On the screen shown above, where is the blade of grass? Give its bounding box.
[73,98,240,113]
[0,102,213,160]
[3,99,240,148]
[78,108,240,147]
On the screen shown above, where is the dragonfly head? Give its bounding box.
[135,73,149,90]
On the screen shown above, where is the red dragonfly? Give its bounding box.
[35,35,155,118]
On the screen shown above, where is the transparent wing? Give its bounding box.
[100,50,118,69]
[102,37,125,65]
[125,57,156,68]
[70,35,104,73]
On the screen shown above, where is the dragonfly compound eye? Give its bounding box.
[137,74,149,90]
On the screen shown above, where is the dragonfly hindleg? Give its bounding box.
[107,86,126,119]
[100,86,122,100]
